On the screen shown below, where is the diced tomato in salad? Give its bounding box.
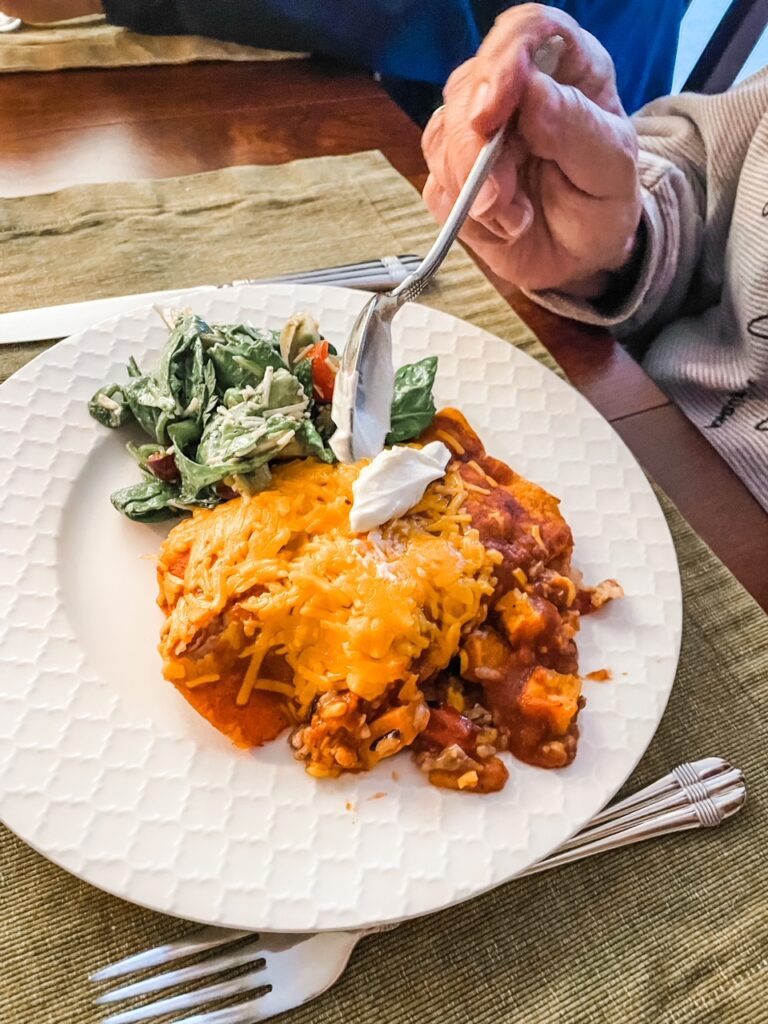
[300,341,338,403]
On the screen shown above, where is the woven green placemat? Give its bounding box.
[0,15,307,73]
[1,152,766,1024]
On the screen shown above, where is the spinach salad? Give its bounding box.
[89,310,438,522]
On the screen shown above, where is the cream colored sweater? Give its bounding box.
[532,70,768,513]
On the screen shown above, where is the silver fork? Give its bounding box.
[90,756,745,1024]
[330,35,565,462]
[330,120,507,462]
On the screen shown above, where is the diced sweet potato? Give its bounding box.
[461,626,510,682]
[517,666,582,736]
[495,590,559,646]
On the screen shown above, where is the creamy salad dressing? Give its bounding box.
[329,367,358,462]
[330,361,394,463]
[330,303,395,462]
[349,441,451,533]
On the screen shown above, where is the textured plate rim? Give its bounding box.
[0,284,682,931]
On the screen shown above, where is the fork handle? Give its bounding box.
[390,35,564,307]
[519,774,745,877]
[390,125,506,306]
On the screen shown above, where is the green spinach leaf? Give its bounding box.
[205,323,286,390]
[386,356,438,444]
[312,403,336,442]
[110,479,181,523]
[88,384,134,429]
[281,419,335,463]
[167,418,202,450]
[293,358,314,411]
[223,368,308,416]
[173,445,245,502]
[126,442,166,470]
[122,373,177,443]
[197,406,298,467]
[225,464,272,497]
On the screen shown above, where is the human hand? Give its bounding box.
[422,4,642,297]
[0,0,102,24]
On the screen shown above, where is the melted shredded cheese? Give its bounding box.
[467,459,498,488]
[157,458,500,716]
[435,428,466,455]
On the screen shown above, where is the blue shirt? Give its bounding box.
[104,0,686,111]
[371,0,686,112]
[539,0,686,112]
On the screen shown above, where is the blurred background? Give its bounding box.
[675,0,768,88]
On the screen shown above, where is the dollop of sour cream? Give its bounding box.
[349,441,452,533]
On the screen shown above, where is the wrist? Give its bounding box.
[555,270,615,301]
[558,222,646,303]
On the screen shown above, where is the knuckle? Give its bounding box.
[495,2,545,27]
[620,122,640,162]
[421,139,442,176]
[422,175,442,211]
[605,118,640,179]
[421,111,443,155]
[444,59,475,100]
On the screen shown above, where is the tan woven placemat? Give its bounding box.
[0,15,307,72]
[1,151,766,1024]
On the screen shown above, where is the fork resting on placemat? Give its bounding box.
[90,756,746,1024]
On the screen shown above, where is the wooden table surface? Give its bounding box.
[1,58,765,609]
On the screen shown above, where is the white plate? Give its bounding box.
[0,284,681,932]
